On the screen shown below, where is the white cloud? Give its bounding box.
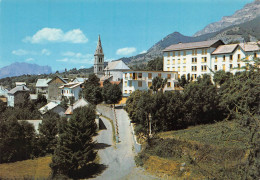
[58,51,93,64]
[41,49,51,56]
[116,47,136,56]
[12,49,31,56]
[57,58,69,62]
[140,50,147,54]
[25,58,34,62]
[23,28,88,44]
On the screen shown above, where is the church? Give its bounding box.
[94,35,130,81]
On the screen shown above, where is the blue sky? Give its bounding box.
[0,0,253,71]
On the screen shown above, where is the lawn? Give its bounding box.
[137,120,250,179]
[0,156,52,179]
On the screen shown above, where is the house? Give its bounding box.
[7,85,30,107]
[73,77,88,83]
[163,40,260,80]
[47,76,67,101]
[103,60,130,81]
[59,82,83,101]
[122,70,178,96]
[15,82,26,86]
[0,86,8,97]
[39,102,65,117]
[64,98,88,117]
[36,78,51,95]
[211,42,260,73]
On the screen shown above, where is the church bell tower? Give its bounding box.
[94,35,104,77]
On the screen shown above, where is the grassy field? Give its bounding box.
[137,120,250,179]
[0,156,52,179]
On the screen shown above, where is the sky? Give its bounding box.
[0,0,254,71]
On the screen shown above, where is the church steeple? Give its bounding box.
[94,35,104,77]
[95,35,103,55]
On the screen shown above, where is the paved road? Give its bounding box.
[93,107,159,180]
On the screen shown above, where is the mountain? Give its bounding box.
[0,62,52,79]
[122,13,260,67]
[193,0,260,37]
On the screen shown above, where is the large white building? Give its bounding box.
[163,40,260,80]
[122,70,178,96]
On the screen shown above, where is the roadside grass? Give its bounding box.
[0,156,52,179]
[136,120,250,179]
[100,115,116,146]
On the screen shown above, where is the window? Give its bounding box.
[124,81,127,87]
[205,49,207,54]
[202,57,207,63]
[202,49,204,55]
[167,67,170,71]
[130,90,132,94]
[148,82,152,87]
[237,64,240,69]
[192,66,197,71]
[130,73,133,79]
[172,59,175,64]
[158,73,161,77]
[138,73,142,78]
[183,58,186,64]
[178,59,180,64]
[178,74,180,79]
[129,81,132,87]
[183,50,186,56]
[201,65,207,71]
[223,55,226,62]
[192,49,197,56]
[172,51,175,57]
[173,67,175,71]
[125,73,127,78]
[167,82,171,87]
[223,64,225,71]
[167,74,171,79]
[138,81,142,87]
[230,64,233,69]
[183,66,186,72]
[215,65,218,71]
[148,73,152,79]
[195,49,197,55]
[215,56,218,63]
[254,53,257,58]
[192,50,195,55]
[167,52,170,57]
[124,90,127,94]
[230,55,233,61]
[167,60,170,65]
[192,58,197,63]
[178,66,180,71]
[237,54,241,62]
[178,51,180,56]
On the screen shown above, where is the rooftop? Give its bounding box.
[212,44,238,55]
[163,39,224,51]
[65,98,89,115]
[36,79,52,87]
[8,85,29,95]
[39,102,59,115]
[59,82,83,89]
[104,60,130,71]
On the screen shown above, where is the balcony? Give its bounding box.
[125,77,147,81]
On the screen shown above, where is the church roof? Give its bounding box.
[95,35,104,55]
[104,60,130,71]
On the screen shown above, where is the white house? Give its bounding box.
[122,70,178,96]
[59,82,83,100]
[36,79,51,94]
[72,77,88,83]
[211,42,260,74]
[0,86,8,97]
[102,60,130,81]
[7,85,30,107]
[39,102,65,117]
[163,40,260,80]
[163,39,224,80]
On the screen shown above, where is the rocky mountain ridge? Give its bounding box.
[193,0,260,37]
[0,62,52,79]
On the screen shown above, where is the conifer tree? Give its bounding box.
[50,106,97,178]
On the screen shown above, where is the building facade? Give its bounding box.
[163,40,260,80]
[47,76,67,101]
[59,82,83,101]
[94,35,105,78]
[7,85,30,107]
[103,60,130,81]
[122,70,178,96]
[36,78,51,94]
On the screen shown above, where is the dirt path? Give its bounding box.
[93,106,159,180]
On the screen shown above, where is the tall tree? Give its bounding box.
[103,83,122,105]
[83,74,103,105]
[50,106,97,178]
[150,76,167,93]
